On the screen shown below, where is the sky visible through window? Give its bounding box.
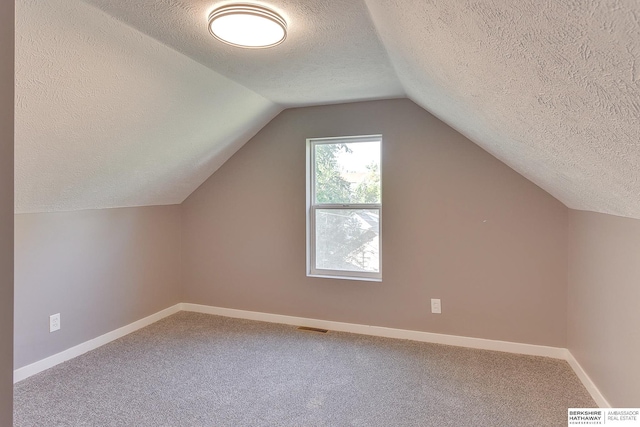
[336,140,380,174]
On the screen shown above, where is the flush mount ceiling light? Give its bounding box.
[208,4,287,49]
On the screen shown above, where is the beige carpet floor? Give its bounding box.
[14,311,595,426]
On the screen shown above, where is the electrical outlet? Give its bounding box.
[431,299,441,314]
[50,313,60,332]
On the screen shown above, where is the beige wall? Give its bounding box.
[14,206,182,368]
[0,0,14,423]
[182,99,569,347]
[568,210,640,406]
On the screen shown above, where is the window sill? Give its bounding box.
[308,274,382,283]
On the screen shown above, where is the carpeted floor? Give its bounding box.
[14,311,595,426]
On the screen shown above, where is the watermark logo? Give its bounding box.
[568,409,640,426]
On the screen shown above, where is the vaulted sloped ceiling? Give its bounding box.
[15,0,280,213]
[15,0,404,213]
[80,0,405,106]
[364,0,640,219]
[15,0,640,219]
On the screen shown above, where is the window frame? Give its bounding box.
[306,135,382,281]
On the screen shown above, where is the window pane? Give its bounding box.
[315,209,379,273]
[314,141,380,204]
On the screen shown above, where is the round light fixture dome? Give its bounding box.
[208,4,287,49]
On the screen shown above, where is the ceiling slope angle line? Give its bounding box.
[363,0,640,220]
[81,0,406,106]
[15,0,281,213]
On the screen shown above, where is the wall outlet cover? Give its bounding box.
[431,299,442,314]
[50,313,60,332]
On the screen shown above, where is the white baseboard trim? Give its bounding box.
[182,304,612,407]
[181,303,566,359]
[14,302,610,409]
[564,350,611,408]
[13,304,181,383]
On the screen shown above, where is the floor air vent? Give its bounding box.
[297,326,328,333]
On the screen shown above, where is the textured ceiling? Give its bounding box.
[16,0,279,213]
[15,0,640,218]
[364,0,640,218]
[81,0,405,106]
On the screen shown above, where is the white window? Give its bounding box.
[306,135,382,281]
